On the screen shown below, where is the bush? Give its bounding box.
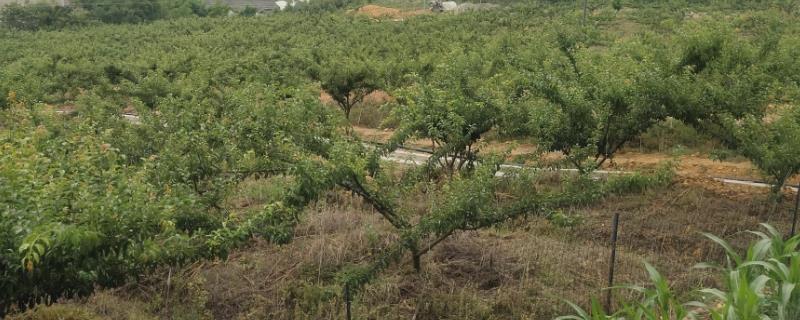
[159,0,207,18]
[206,3,231,17]
[604,161,675,194]
[636,118,713,152]
[0,84,339,314]
[240,6,258,17]
[0,118,209,312]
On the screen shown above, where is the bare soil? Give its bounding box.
[351,5,431,20]
[352,126,800,187]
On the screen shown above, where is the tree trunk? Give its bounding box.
[410,243,422,272]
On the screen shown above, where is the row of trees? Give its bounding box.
[1,2,799,315]
[313,20,800,201]
[0,0,231,30]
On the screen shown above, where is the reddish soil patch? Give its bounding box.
[357,5,401,17]
[352,5,430,20]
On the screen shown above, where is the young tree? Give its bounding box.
[302,53,517,270]
[612,0,623,15]
[158,0,207,18]
[523,31,675,173]
[671,22,788,205]
[723,106,800,205]
[390,54,504,176]
[315,59,381,122]
[316,55,676,286]
[240,6,258,16]
[206,3,232,17]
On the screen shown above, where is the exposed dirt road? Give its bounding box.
[355,126,800,197]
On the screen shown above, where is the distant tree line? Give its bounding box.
[0,0,234,31]
[0,0,378,31]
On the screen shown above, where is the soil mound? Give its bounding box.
[357,5,402,18]
[354,5,430,19]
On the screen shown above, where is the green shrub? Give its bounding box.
[159,0,207,18]
[74,0,162,24]
[612,0,623,12]
[240,6,258,17]
[206,3,231,17]
[604,161,675,195]
[637,118,713,152]
[0,4,92,31]
[546,209,584,228]
[0,0,214,30]
[0,84,339,313]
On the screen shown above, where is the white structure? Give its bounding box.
[429,0,457,12]
[441,1,457,11]
[455,2,498,12]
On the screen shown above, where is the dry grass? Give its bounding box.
[15,177,797,319]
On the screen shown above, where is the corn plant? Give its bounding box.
[691,224,800,320]
[556,298,620,320]
[621,262,696,320]
[558,224,799,320]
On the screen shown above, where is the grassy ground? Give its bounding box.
[11,174,797,320]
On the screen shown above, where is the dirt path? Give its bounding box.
[354,126,800,195]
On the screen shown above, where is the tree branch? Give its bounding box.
[337,174,409,230]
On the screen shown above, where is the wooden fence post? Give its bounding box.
[605,213,620,312]
[344,283,352,320]
[791,185,799,237]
